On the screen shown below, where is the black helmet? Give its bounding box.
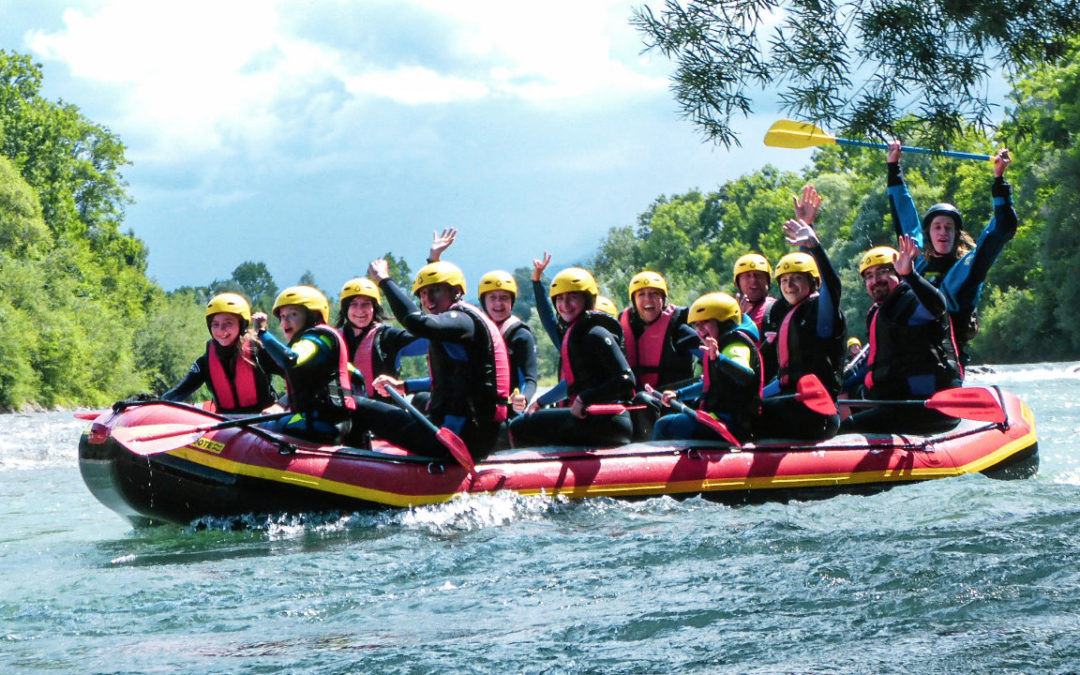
[921,203,963,233]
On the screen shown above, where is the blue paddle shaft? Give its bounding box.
[835,137,992,161]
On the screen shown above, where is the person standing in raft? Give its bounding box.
[509,267,636,447]
[887,141,1015,362]
[840,238,963,434]
[349,259,510,460]
[652,292,762,443]
[755,213,845,440]
[425,229,537,414]
[335,277,426,404]
[253,286,357,443]
[162,293,279,414]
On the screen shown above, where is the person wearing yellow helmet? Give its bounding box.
[335,277,426,403]
[162,292,278,414]
[347,257,510,460]
[840,235,963,434]
[594,295,618,317]
[886,140,1016,362]
[733,252,776,336]
[652,292,762,443]
[426,230,538,415]
[509,260,636,447]
[755,198,846,441]
[619,270,699,390]
[252,285,358,443]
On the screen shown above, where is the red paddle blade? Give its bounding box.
[585,404,628,415]
[436,427,476,474]
[926,387,1006,423]
[74,411,104,421]
[795,375,838,415]
[111,425,204,455]
[695,410,741,446]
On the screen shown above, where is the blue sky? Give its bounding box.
[3,0,814,296]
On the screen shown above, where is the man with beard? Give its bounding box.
[840,235,963,434]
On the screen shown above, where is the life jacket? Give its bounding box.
[428,302,511,424]
[758,297,790,383]
[744,296,776,336]
[283,325,357,415]
[775,293,845,396]
[206,339,261,412]
[918,255,979,348]
[350,322,382,397]
[499,314,533,392]
[559,310,630,404]
[863,284,963,398]
[619,304,683,389]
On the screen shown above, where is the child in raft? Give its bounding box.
[652,292,763,443]
[162,293,279,414]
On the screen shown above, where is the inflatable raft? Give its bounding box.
[79,388,1038,526]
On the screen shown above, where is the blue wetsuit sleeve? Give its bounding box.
[887,161,923,247]
[258,330,299,369]
[941,177,1017,312]
[535,380,568,406]
[807,244,843,339]
[675,381,704,401]
[404,378,431,393]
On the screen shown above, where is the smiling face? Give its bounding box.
[778,272,813,305]
[862,264,900,304]
[276,305,308,342]
[736,270,770,303]
[555,291,589,324]
[417,283,456,315]
[209,313,241,347]
[632,287,666,324]
[692,318,722,342]
[346,296,376,330]
[927,216,957,256]
[482,290,514,324]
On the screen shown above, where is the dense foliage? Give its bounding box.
[633,0,1080,149]
[3,34,1080,409]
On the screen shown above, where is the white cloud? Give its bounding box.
[25,0,667,165]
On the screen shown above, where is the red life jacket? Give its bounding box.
[619,304,676,389]
[207,339,260,412]
[499,314,525,340]
[453,302,511,423]
[350,322,381,397]
[776,293,815,388]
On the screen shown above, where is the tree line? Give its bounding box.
[3,33,1080,410]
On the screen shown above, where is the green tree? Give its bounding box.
[633,1,1080,148]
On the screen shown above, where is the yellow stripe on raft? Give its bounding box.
[161,414,1037,506]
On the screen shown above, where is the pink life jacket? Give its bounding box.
[350,322,381,397]
[207,339,259,412]
[863,305,880,392]
[449,302,511,423]
[619,304,676,389]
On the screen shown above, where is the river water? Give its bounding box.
[2,364,1079,673]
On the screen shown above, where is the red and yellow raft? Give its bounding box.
[79,388,1038,526]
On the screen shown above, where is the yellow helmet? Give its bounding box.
[847,336,861,349]
[273,285,330,324]
[595,295,618,317]
[478,270,518,299]
[549,267,598,299]
[628,270,668,301]
[413,261,466,296]
[340,277,381,304]
[205,293,252,323]
[859,246,899,275]
[774,252,820,281]
[733,253,772,285]
[688,292,741,325]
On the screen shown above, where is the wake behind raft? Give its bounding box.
[78,389,1038,527]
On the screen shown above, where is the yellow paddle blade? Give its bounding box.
[764,119,839,149]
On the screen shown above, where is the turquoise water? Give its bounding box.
[3,364,1080,673]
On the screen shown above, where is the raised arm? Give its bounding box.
[427,227,457,263]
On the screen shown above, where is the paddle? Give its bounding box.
[763,374,839,416]
[844,386,1006,423]
[584,403,648,415]
[384,386,477,474]
[642,385,742,446]
[765,119,993,162]
[110,411,295,455]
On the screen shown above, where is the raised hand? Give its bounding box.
[532,251,552,282]
[887,138,902,164]
[994,148,1011,178]
[783,218,820,249]
[792,184,822,224]
[428,227,457,262]
[252,311,268,333]
[895,234,919,276]
[367,258,390,282]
